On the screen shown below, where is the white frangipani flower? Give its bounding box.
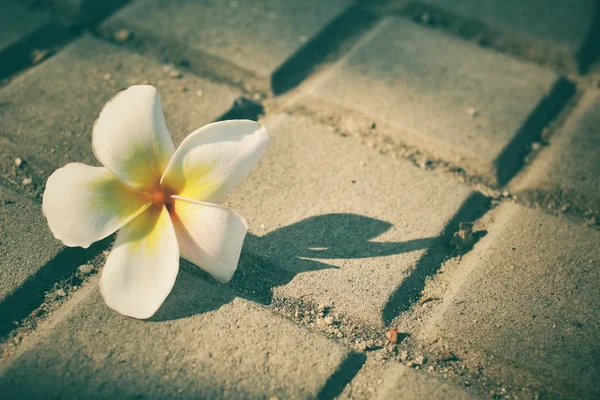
[42,85,269,319]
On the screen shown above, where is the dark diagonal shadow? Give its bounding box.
[154,192,489,324]
[153,213,434,321]
[230,213,435,306]
[576,0,600,74]
[381,193,490,324]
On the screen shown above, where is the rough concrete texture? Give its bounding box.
[421,203,600,399]
[0,270,357,399]
[101,0,353,81]
[1,0,598,398]
[0,186,62,303]
[339,357,478,399]
[223,113,483,327]
[0,34,241,199]
[0,1,50,52]
[376,361,478,400]
[308,17,570,186]
[512,90,600,218]
[419,0,597,56]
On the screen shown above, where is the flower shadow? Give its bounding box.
[152,213,434,321]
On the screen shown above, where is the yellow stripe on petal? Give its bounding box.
[160,120,269,203]
[99,204,179,319]
[162,158,220,201]
[42,163,152,248]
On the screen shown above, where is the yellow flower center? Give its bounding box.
[150,188,173,209]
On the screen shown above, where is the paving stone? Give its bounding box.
[0,34,241,199]
[224,113,487,327]
[0,271,359,399]
[307,17,573,186]
[418,0,597,67]
[339,357,478,399]
[100,0,355,91]
[376,361,478,399]
[0,186,62,304]
[512,90,600,219]
[421,203,600,398]
[0,1,65,79]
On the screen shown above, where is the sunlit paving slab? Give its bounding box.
[306,17,572,186]
[0,35,241,199]
[0,271,358,399]
[338,357,479,399]
[376,361,479,400]
[0,186,61,304]
[418,203,600,398]
[100,0,356,91]
[224,113,488,327]
[419,0,597,67]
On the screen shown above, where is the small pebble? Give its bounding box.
[22,178,32,185]
[31,49,49,64]
[14,157,23,167]
[114,29,131,43]
[419,13,431,24]
[78,264,94,275]
[531,142,541,150]
[400,350,409,361]
[385,328,400,344]
[31,306,45,318]
[414,355,426,365]
[439,349,457,362]
[196,90,204,97]
[56,289,67,297]
[356,341,368,352]
[169,70,183,79]
[467,108,479,117]
[324,316,334,325]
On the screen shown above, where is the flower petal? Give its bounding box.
[170,196,248,284]
[99,205,179,319]
[42,163,151,248]
[161,120,269,203]
[92,85,175,191]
